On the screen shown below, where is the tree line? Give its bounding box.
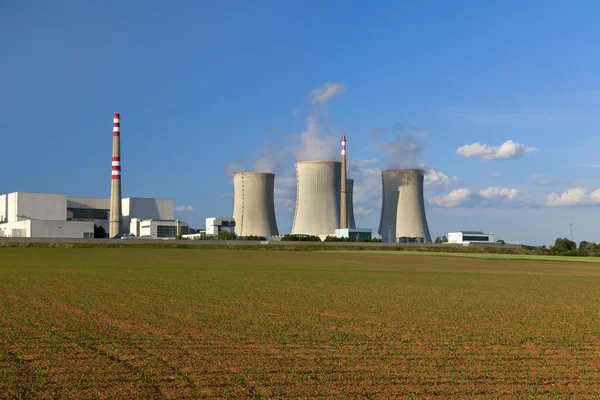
[550,238,600,256]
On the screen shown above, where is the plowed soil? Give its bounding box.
[1,248,600,399]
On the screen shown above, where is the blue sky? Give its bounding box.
[1,1,599,245]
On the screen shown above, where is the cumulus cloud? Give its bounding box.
[429,188,472,208]
[421,164,462,192]
[309,82,347,104]
[545,187,600,207]
[429,187,537,208]
[456,140,539,161]
[175,206,195,212]
[479,187,519,202]
[273,174,297,213]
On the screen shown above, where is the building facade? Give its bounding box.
[0,191,178,239]
[448,231,495,244]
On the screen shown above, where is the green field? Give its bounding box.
[2,248,600,399]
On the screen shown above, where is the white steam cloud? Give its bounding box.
[310,82,347,104]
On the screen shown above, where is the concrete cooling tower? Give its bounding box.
[395,169,432,243]
[292,161,341,236]
[233,172,279,237]
[346,179,356,229]
[378,170,403,242]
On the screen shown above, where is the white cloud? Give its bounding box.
[175,206,195,212]
[490,172,501,178]
[421,164,462,192]
[274,174,297,213]
[479,187,518,202]
[456,140,539,161]
[429,189,472,208]
[355,207,375,215]
[309,82,347,104]
[429,186,537,208]
[545,187,600,207]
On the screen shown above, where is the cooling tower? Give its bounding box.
[347,179,356,229]
[378,170,402,242]
[233,172,279,237]
[292,161,341,236]
[395,169,432,243]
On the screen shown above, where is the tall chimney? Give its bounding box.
[109,113,122,238]
[340,135,348,229]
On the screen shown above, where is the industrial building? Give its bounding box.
[292,161,341,236]
[130,218,189,238]
[378,169,432,243]
[232,172,279,237]
[206,217,236,237]
[0,191,174,238]
[335,228,372,241]
[395,169,431,243]
[448,231,495,244]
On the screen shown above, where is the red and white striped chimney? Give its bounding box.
[109,113,123,238]
[340,135,348,229]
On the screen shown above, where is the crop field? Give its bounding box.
[2,248,600,399]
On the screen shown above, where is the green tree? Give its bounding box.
[496,239,506,244]
[93,224,106,239]
[551,238,577,255]
[434,236,442,243]
[441,235,448,243]
[218,231,237,240]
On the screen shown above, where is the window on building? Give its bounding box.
[157,225,177,238]
[180,226,189,235]
[68,208,109,220]
[463,235,490,242]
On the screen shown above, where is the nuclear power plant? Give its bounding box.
[292,161,341,236]
[232,172,279,237]
[378,169,431,243]
[1,111,434,242]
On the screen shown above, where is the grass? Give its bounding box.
[322,250,600,264]
[2,248,600,398]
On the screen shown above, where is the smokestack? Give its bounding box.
[340,136,348,229]
[109,113,122,238]
[233,172,279,237]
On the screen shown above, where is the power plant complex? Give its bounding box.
[0,113,433,242]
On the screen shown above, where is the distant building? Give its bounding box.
[130,218,189,239]
[335,228,372,241]
[0,191,181,239]
[206,218,236,237]
[448,231,495,244]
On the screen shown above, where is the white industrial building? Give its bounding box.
[130,218,189,239]
[448,231,495,244]
[335,228,372,241]
[206,217,236,236]
[0,191,177,239]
